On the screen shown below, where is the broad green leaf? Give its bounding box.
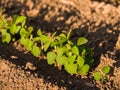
[20,28,28,38]
[32,45,41,57]
[2,30,11,43]
[10,23,16,35]
[56,47,66,57]
[40,35,49,43]
[20,38,33,51]
[26,39,33,51]
[77,56,85,68]
[77,37,88,46]
[101,66,110,75]
[56,55,67,65]
[64,63,77,74]
[79,64,90,75]
[14,15,26,24]
[47,52,56,65]
[37,29,42,36]
[93,72,101,81]
[67,29,72,40]
[71,46,79,55]
[44,41,51,52]
[67,55,76,64]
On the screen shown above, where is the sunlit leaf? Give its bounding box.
[10,24,16,35]
[101,66,110,75]
[64,63,77,74]
[2,30,11,43]
[56,55,67,65]
[79,64,90,75]
[71,45,79,55]
[77,37,88,46]
[94,72,101,81]
[77,56,85,68]
[32,45,41,57]
[47,52,56,65]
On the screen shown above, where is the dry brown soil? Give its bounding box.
[0,0,120,90]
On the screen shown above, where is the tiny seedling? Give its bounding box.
[93,65,111,81]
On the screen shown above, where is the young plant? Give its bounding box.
[0,14,94,76]
[93,65,111,81]
[47,29,94,75]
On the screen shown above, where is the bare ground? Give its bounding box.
[0,0,120,90]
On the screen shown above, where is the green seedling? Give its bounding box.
[93,66,111,81]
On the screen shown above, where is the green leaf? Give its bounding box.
[56,55,67,65]
[44,41,51,52]
[20,28,28,38]
[64,63,77,74]
[16,25,21,33]
[10,23,16,35]
[59,33,66,39]
[20,38,33,51]
[28,26,33,34]
[101,66,110,75]
[37,29,42,36]
[32,45,41,57]
[56,47,66,57]
[47,52,56,65]
[66,44,71,50]
[67,55,76,64]
[40,35,49,43]
[79,64,90,75]
[77,56,85,68]
[77,37,88,46]
[81,49,86,56]
[71,46,79,55]
[67,29,72,40]
[33,37,41,42]
[94,72,101,81]
[14,15,26,24]
[2,30,11,43]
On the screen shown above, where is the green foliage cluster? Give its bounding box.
[0,13,110,79]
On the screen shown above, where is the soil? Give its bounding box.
[0,0,120,90]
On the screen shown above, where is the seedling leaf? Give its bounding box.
[2,30,11,43]
[64,63,77,74]
[79,64,90,75]
[10,24,16,35]
[72,46,79,55]
[47,52,56,65]
[77,56,85,68]
[56,55,67,65]
[94,72,101,81]
[77,37,88,46]
[101,66,110,75]
[32,45,41,57]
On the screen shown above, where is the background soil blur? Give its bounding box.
[0,0,120,90]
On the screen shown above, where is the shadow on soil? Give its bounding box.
[1,0,120,89]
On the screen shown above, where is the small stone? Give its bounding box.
[25,62,36,70]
